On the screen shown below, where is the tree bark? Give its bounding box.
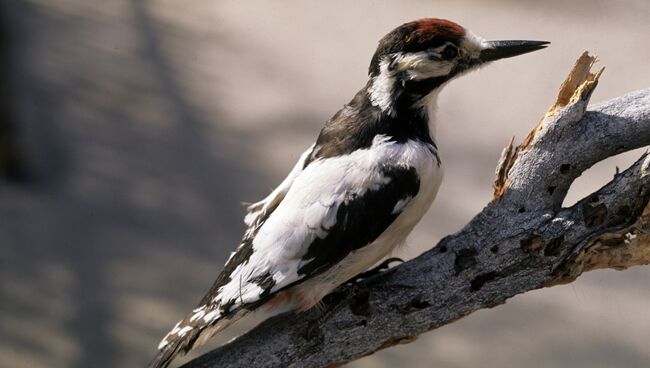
[183,52,650,368]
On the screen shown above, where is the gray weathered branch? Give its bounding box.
[183,53,650,368]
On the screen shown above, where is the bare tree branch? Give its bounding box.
[182,52,650,368]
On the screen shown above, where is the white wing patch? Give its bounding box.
[202,309,220,322]
[244,144,315,226]
[392,196,412,214]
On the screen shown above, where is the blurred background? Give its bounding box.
[1,1,649,367]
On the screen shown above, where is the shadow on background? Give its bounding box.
[0,1,309,367]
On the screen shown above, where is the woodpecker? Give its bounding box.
[150,18,548,368]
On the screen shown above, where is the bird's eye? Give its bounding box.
[441,45,458,60]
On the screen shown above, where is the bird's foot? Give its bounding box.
[304,258,406,338]
[345,257,404,285]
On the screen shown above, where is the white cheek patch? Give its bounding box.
[394,52,454,80]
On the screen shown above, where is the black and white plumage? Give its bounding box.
[150,18,548,368]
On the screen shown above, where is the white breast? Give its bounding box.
[290,137,443,308]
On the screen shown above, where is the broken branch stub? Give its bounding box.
[493,51,605,202]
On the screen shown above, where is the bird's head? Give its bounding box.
[367,18,549,113]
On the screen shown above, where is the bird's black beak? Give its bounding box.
[479,40,550,63]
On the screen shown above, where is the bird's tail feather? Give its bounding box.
[148,308,249,368]
[148,334,188,368]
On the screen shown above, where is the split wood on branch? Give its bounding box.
[183,52,650,368]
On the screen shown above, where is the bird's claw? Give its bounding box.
[345,257,404,285]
